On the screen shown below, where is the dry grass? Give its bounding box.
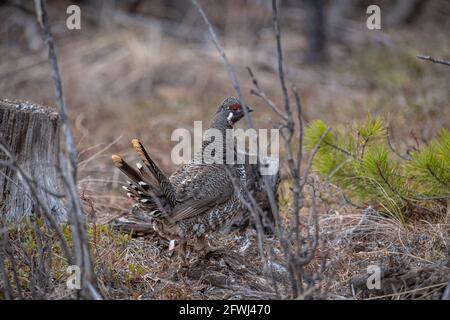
[318,196,449,299]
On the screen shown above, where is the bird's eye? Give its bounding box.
[230,104,241,111]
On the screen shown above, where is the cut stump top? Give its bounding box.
[0,98,59,119]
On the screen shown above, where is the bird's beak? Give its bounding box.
[246,105,254,113]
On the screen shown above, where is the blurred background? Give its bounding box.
[0,0,449,219]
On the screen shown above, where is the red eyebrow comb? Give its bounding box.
[230,103,241,111]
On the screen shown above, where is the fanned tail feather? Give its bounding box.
[131,139,177,207]
[112,154,170,218]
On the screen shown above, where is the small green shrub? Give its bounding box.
[305,116,449,222]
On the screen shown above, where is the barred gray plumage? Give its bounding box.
[112,97,255,263]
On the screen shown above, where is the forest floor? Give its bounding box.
[0,1,449,299]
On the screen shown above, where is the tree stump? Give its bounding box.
[0,98,66,221]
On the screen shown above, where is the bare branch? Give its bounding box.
[296,185,319,267]
[192,0,325,299]
[191,0,294,297]
[387,125,411,161]
[246,67,288,121]
[191,0,253,128]
[417,55,450,67]
[272,0,291,120]
[300,128,332,191]
[34,0,78,180]
[191,0,281,236]
[292,87,305,171]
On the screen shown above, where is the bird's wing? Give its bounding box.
[168,164,235,223]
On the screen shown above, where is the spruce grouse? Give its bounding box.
[112,97,255,262]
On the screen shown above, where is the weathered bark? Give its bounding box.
[0,98,66,221]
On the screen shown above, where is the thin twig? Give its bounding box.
[191,0,288,296]
[191,0,253,128]
[246,66,288,121]
[191,0,281,226]
[272,0,291,120]
[387,125,411,160]
[367,282,448,300]
[192,0,325,299]
[417,55,450,67]
[300,128,332,192]
[34,0,100,299]
[296,185,319,267]
[292,87,304,173]
[34,0,78,180]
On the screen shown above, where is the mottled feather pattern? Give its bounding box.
[112,97,254,258]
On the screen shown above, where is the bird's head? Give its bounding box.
[216,96,253,126]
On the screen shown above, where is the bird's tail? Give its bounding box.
[112,153,170,219]
[130,139,177,207]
